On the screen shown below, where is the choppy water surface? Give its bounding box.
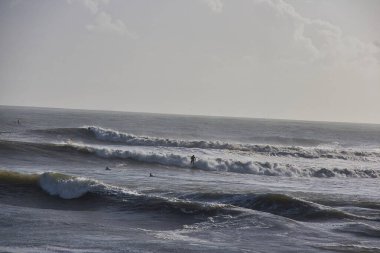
[1,106,380,253]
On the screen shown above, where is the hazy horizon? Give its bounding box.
[3,104,380,126]
[1,0,380,124]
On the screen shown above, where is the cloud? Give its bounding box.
[253,0,380,67]
[201,0,224,13]
[82,0,109,14]
[68,0,135,37]
[86,11,136,37]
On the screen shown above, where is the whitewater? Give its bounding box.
[1,105,380,253]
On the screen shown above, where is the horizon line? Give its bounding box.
[1,104,379,126]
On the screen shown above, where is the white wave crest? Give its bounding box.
[84,126,380,162]
[86,126,238,150]
[84,145,380,178]
[38,172,103,199]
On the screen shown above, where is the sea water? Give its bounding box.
[1,105,380,252]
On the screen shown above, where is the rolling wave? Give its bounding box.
[91,146,379,178]
[85,126,380,161]
[1,140,379,178]
[0,170,106,199]
[0,170,230,216]
[31,126,380,162]
[0,170,369,221]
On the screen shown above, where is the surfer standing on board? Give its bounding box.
[190,155,196,165]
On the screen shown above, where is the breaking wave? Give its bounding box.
[38,172,106,199]
[0,170,229,216]
[90,146,380,178]
[0,170,107,199]
[1,140,379,178]
[28,126,380,161]
[39,126,380,161]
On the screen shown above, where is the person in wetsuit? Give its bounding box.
[190,155,196,165]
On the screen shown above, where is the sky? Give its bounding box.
[0,0,379,123]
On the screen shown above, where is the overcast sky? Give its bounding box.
[1,0,379,123]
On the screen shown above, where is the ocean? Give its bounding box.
[1,105,380,253]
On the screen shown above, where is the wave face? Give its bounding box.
[38,172,105,199]
[0,170,106,199]
[0,170,369,221]
[0,170,230,216]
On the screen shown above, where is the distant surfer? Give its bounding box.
[190,155,196,165]
[105,166,111,170]
[17,119,20,125]
[149,173,154,177]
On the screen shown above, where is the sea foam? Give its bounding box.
[84,126,380,162]
[38,172,104,199]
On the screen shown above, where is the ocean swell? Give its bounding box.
[0,170,375,221]
[224,193,354,220]
[0,170,228,216]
